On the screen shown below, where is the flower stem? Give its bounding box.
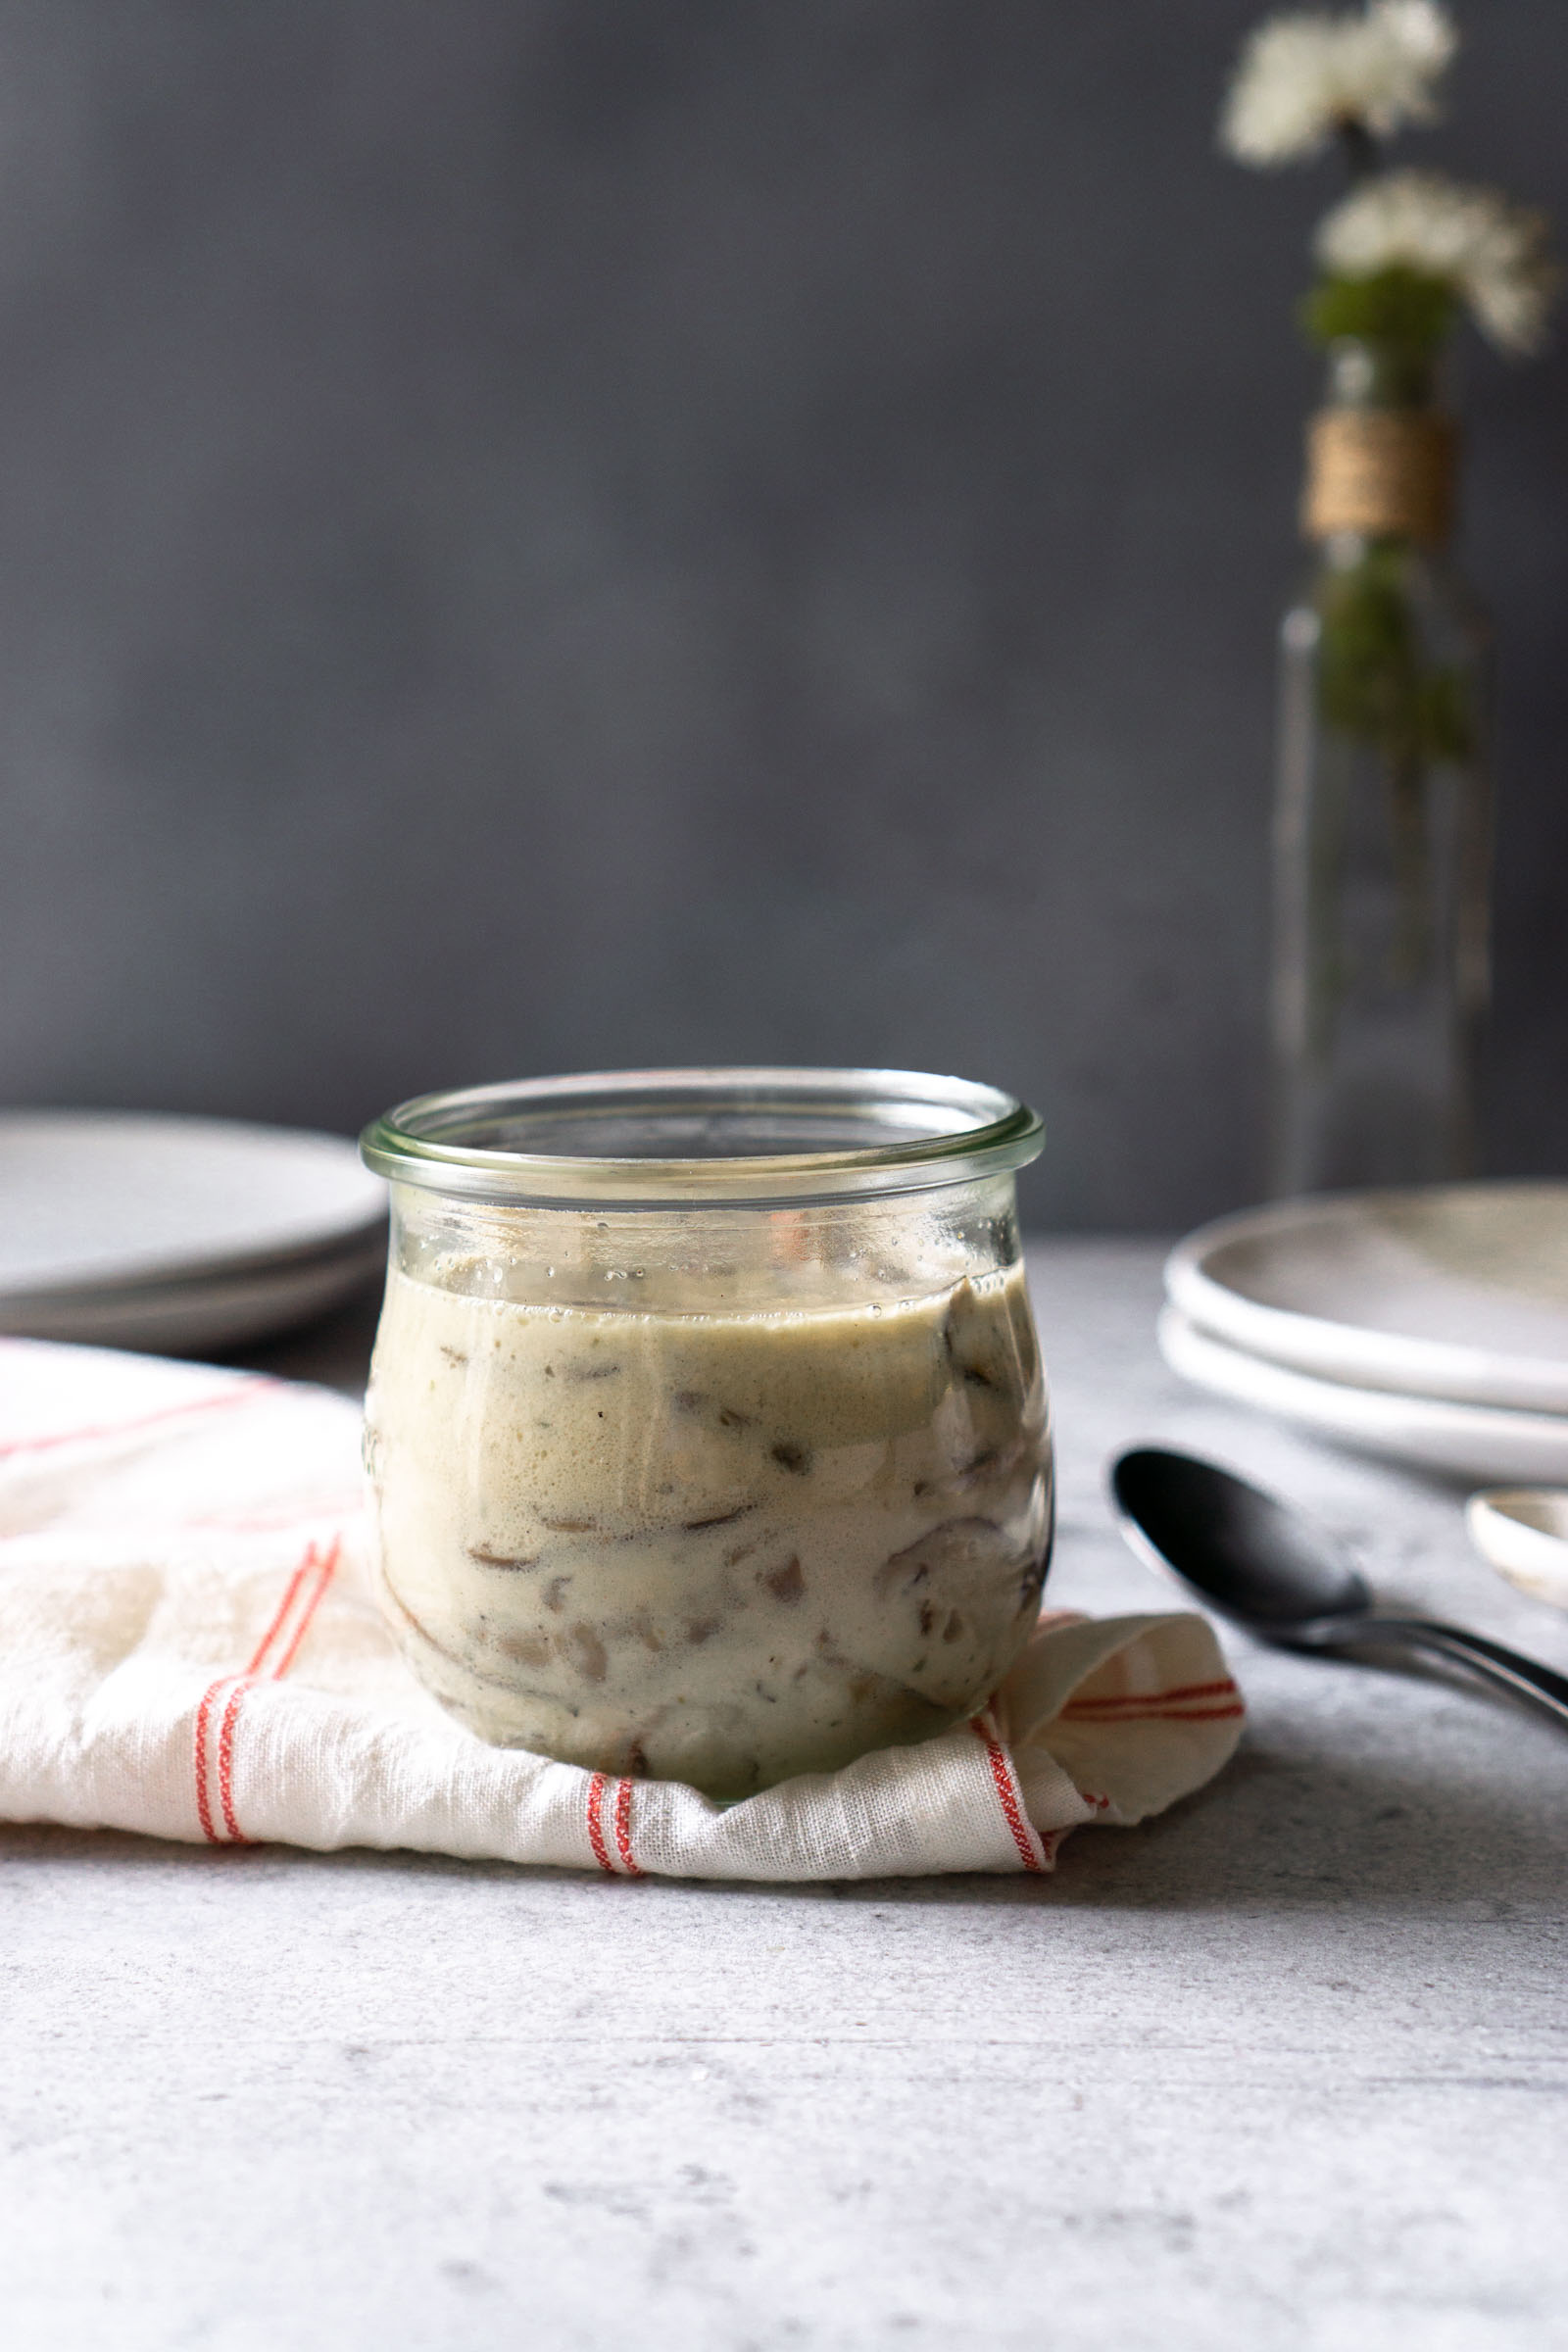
[1336,117,1380,185]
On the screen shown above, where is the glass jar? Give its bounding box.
[1271,336,1492,1195]
[359,1068,1051,1801]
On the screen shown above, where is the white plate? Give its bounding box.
[1158,1305,1568,1484]
[1165,1184,1568,1415]
[3,1234,388,1353]
[1466,1490,1568,1612]
[0,1111,387,1304]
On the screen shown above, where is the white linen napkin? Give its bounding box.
[0,1337,1244,1880]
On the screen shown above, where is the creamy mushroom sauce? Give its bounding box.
[365,1258,1051,1798]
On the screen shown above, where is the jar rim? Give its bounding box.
[360,1066,1043,1207]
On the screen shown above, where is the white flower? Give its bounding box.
[1220,0,1456,167]
[1316,168,1559,353]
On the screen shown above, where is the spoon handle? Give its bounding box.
[1347,1617,1568,1727]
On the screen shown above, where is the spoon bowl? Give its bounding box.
[1112,1447,1369,1631]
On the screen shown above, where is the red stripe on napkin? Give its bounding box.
[970,1714,1046,1873]
[192,1678,226,1845]
[584,1771,642,1876]
[0,1383,261,1461]
[268,1544,339,1682]
[192,1538,342,1845]
[216,1679,251,1843]
[613,1776,642,1876]
[1063,1678,1239,1711]
[585,1772,613,1873]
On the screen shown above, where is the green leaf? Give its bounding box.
[1314,545,1474,764]
[1301,266,1459,361]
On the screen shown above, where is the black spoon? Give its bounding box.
[1111,1446,1568,1728]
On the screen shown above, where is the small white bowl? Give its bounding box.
[1466,1489,1568,1612]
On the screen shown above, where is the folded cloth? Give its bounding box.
[0,1337,1244,1881]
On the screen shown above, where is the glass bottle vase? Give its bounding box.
[1269,337,1492,1197]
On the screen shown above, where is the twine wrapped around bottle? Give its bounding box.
[1301,408,1457,544]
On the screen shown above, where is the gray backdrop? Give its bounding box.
[1,1,1562,1229]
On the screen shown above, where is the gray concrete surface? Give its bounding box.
[4,1240,1566,2349]
[1,5,1566,1225]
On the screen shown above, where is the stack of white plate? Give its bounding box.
[0,1110,388,1355]
[1160,1182,1568,1483]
